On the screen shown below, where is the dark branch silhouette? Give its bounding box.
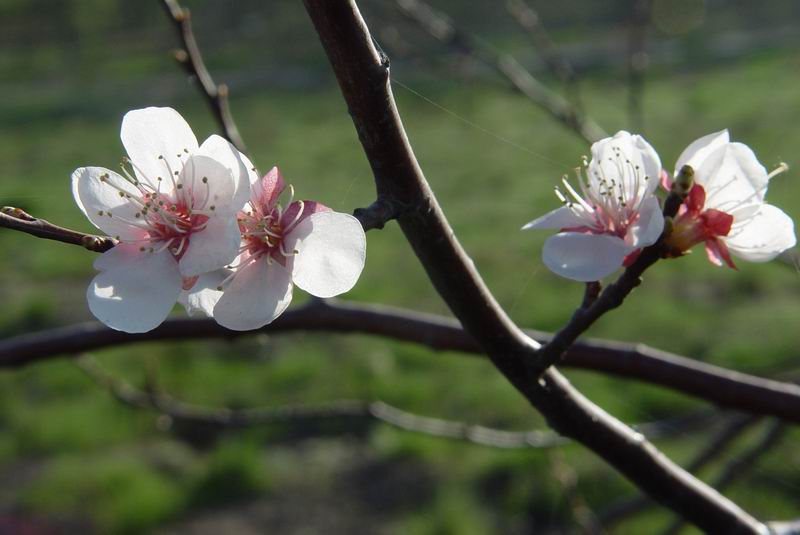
[2,299,800,426]
[302,2,767,532]
[160,0,247,153]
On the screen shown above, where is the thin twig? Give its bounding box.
[303,2,766,532]
[627,0,650,132]
[3,299,800,425]
[77,354,566,448]
[660,420,787,535]
[76,353,714,449]
[392,0,606,144]
[505,0,582,108]
[0,207,114,252]
[160,0,247,153]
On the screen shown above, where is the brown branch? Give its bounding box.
[392,0,606,144]
[160,0,247,154]
[3,299,800,426]
[302,2,765,532]
[599,414,759,527]
[505,0,582,107]
[0,207,114,252]
[660,420,787,535]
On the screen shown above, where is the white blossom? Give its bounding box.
[523,131,664,281]
[72,107,251,332]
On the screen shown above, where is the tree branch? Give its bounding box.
[77,353,717,450]
[302,2,766,532]
[3,299,800,426]
[391,0,605,144]
[0,207,114,252]
[505,0,582,107]
[77,354,568,448]
[160,0,247,153]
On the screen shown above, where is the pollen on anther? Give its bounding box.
[201,177,208,183]
[209,205,216,211]
[177,184,183,189]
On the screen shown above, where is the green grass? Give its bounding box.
[0,35,799,533]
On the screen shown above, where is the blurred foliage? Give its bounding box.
[0,1,799,533]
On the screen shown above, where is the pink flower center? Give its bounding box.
[666,184,734,255]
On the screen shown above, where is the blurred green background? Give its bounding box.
[1,0,799,533]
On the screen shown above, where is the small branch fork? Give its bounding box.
[302,2,772,532]
[160,0,247,154]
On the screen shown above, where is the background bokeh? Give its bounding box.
[1,1,799,533]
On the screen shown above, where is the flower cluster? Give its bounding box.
[524,130,795,281]
[73,107,366,333]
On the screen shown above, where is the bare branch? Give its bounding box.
[3,299,800,426]
[77,354,567,448]
[505,0,582,107]
[160,0,247,153]
[391,0,606,144]
[77,353,716,449]
[0,207,114,252]
[627,0,650,132]
[302,2,765,531]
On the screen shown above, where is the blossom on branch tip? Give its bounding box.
[181,167,367,331]
[72,107,251,333]
[522,131,664,281]
[664,130,796,267]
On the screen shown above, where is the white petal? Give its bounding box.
[71,167,149,241]
[695,143,769,211]
[626,196,664,248]
[87,244,182,333]
[213,258,294,331]
[521,206,587,230]
[121,107,199,194]
[675,130,730,174]
[178,215,241,277]
[285,211,366,298]
[724,204,796,262]
[178,270,229,317]
[542,232,629,282]
[180,154,238,216]
[195,135,251,212]
[589,131,662,200]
